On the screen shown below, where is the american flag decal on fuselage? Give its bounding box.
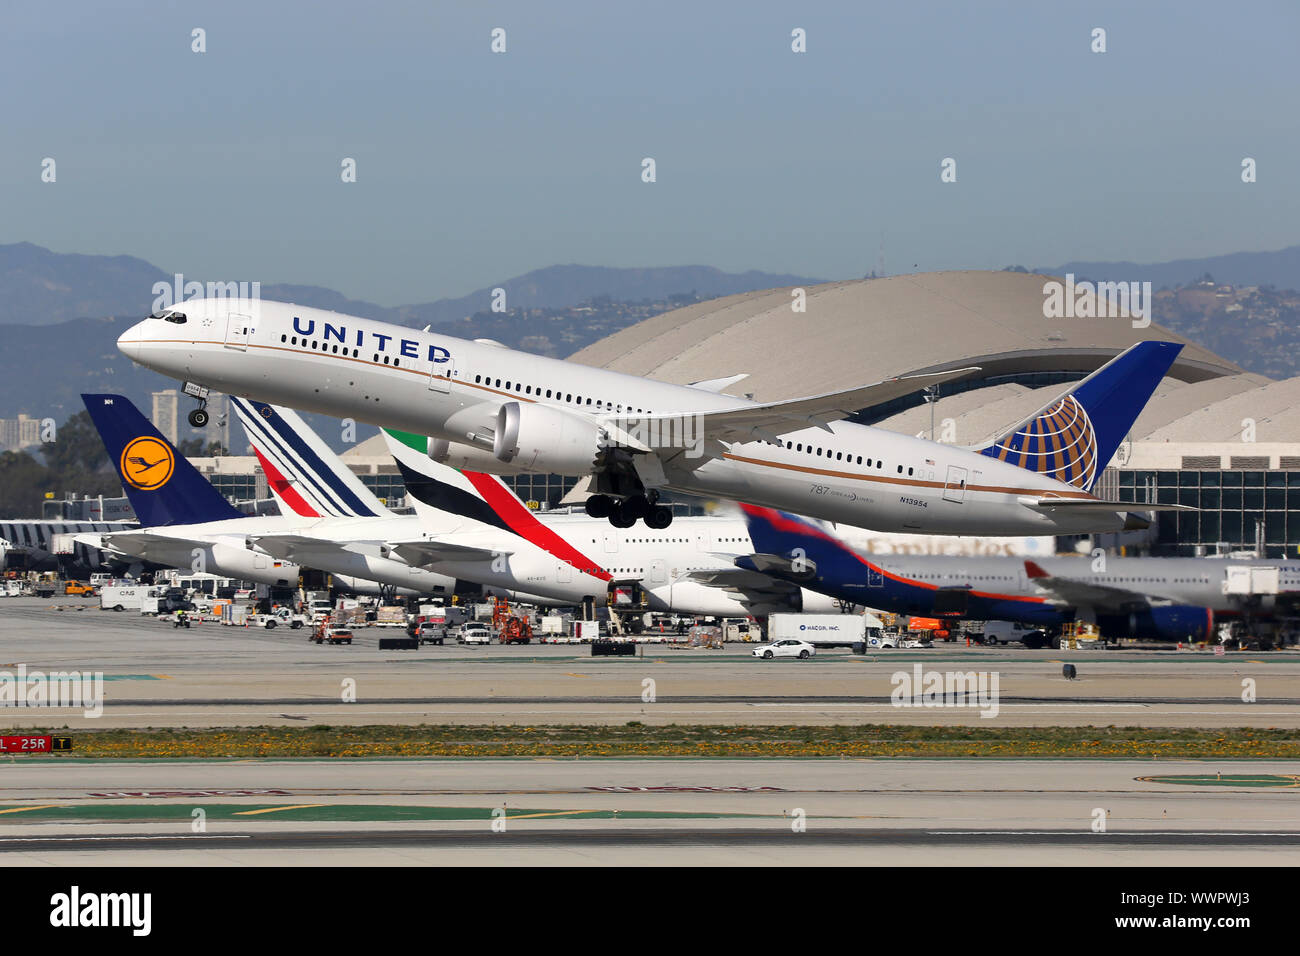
[979,394,1098,489]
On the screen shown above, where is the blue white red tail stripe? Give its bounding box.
[232,397,384,518]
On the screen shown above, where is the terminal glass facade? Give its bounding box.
[1116,469,1300,559]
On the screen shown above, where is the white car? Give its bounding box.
[752,639,816,660]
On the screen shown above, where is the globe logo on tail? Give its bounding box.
[981,395,1098,489]
[120,437,175,491]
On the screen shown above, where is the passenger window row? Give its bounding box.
[281,333,407,369]
[471,373,651,415]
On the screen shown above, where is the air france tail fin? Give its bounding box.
[231,398,391,519]
[973,340,1182,492]
[81,393,245,527]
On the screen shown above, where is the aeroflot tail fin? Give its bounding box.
[973,341,1182,493]
[81,393,244,527]
[737,503,861,570]
[231,398,391,518]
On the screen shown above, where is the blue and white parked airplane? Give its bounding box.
[117,299,1188,534]
[736,504,1300,644]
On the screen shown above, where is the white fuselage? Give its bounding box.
[395,510,834,615]
[85,514,454,595]
[119,300,1123,536]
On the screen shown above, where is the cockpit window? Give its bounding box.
[148,310,187,324]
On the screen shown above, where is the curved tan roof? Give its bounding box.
[571,271,1240,402]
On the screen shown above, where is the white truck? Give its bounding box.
[767,613,876,648]
[101,585,150,612]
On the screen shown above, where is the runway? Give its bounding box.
[1,599,1297,728]
[0,758,1296,865]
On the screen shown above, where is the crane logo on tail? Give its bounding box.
[120,437,175,490]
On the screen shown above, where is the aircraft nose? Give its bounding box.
[117,320,147,361]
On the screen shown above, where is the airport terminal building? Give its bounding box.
[178,272,1300,558]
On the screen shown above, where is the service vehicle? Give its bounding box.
[100,585,149,612]
[970,620,1050,647]
[312,624,354,645]
[752,638,816,660]
[459,623,493,645]
[417,621,448,645]
[767,613,869,647]
[64,581,97,598]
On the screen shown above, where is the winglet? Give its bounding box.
[1024,559,1050,580]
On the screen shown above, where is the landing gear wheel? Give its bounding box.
[645,505,674,530]
[188,408,209,428]
[585,495,613,519]
[620,495,650,522]
[609,501,637,529]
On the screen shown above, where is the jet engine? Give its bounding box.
[493,402,605,475]
[427,438,529,476]
[1096,606,1214,642]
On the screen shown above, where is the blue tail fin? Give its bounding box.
[975,340,1182,492]
[81,393,245,527]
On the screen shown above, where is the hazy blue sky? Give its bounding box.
[2,0,1297,304]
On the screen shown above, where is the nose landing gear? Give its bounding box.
[183,381,211,428]
[585,493,674,529]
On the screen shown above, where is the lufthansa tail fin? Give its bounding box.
[973,341,1182,492]
[81,393,245,527]
[231,398,391,519]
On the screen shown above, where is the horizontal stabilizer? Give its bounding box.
[687,373,749,393]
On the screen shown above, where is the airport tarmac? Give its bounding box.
[1,598,1298,728]
[0,757,1296,865]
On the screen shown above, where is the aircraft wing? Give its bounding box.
[385,540,511,567]
[682,561,812,613]
[1024,560,1169,611]
[608,366,980,445]
[96,531,212,558]
[250,534,353,561]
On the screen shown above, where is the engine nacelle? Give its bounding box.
[493,402,604,475]
[1097,606,1214,642]
[427,437,528,476]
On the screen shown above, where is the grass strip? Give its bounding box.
[5,723,1298,759]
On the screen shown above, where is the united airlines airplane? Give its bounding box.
[737,505,1300,644]
[117,298,1187,535]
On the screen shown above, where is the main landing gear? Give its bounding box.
[585,493,674,529]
